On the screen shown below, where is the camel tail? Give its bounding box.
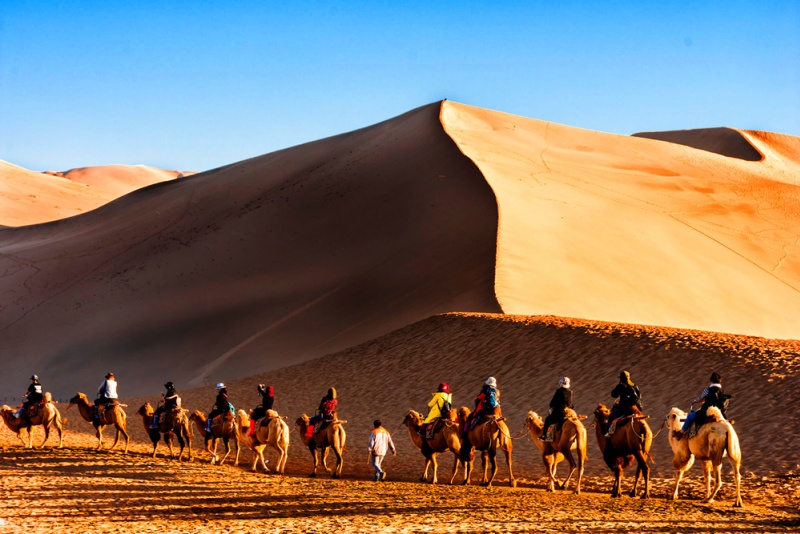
[726,423,742,465]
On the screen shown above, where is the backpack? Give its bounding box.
[439,396,452,415]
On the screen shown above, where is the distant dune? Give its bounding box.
[0,162,186,226]
[1,101,798,402]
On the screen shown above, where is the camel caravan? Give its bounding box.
[1,371,743,507]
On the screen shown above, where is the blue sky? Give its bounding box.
[1,1,798,172]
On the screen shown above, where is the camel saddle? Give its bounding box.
[424,417,455,440]
[211,410,234,427]
[160,407,185,430]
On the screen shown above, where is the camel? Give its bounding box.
[402,409,464,484]
[0,394,64,449]
[295,414,346,478]
[136,402,193,462]
[525,409,588,494]
[236,409,290,474]
[593,404,652,498]
[188,410,240,466]
[68,393,130,453]
[457,406,516,488]
[666,406,743,507]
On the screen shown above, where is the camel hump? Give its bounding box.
[44,392,53,403]
[265,409,279,418]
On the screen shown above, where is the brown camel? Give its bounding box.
[68,393,130,453]
[0,395,64,449]
[188,410,240,466]
[295,414,346,478]
[593,404,652,499]
[666,406,743,507]
[402,409,464,484]
[525,409,588,494]
[457,406,516,488]
[236,409,290,474]
[136,402,193,462]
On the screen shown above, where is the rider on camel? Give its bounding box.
[422,382,452,439]
[606,370,642,436]
[540,376,573,442]
[673,372,728,440]
[15,375,44,419]
[206,383,233,434]
[465,377,500,434]
[248,384,275,436]
[94,372,118,420]
[151,381,181,428]
[309,387,338,434]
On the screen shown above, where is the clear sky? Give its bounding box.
[1,1,798,172]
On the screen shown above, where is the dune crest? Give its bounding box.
[441,101,800,339]
[1,161,187,226]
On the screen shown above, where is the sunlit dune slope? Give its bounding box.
[0,103,501,398]
[0,161,185,226]
[441,101,800,339]
[124,313,800,477]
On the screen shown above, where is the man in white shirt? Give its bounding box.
[95,372,119,420]
[367,419,396,482]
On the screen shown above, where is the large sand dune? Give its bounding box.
[0,103,501,398]
[442,101,800,339]
[1,100,798,402]
[0,161,185,227]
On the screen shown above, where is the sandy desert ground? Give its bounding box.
[2,313,799,532]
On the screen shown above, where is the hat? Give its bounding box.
[105,372,114,379]
[558,376,570,388]
[215,383,226,390]
[30,374,38,380]
[438,382,450,394]
[485,376,497,388]
[710,372,722,384]
[164,381,174,389]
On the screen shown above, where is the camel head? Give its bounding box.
[188,410,204,422]
[69,393,88,405]
[666,407,685,432]
[136,402,154,417]
[456,406,471,424]
[403,409,423,428]
[526,410,544,432]
[1,405,11,413]
[296,414,310,428]
[594,404,610,423]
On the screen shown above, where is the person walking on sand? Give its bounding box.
[367,419,396,482]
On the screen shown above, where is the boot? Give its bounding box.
[150,414,159,429]
[206,418,212,434]
[248,419,257,437]
[539,426,554,442]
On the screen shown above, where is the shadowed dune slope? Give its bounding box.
[0,103,501,398]
[1,162,184,227]
[633,127,764,161]
[124,313,800,477]
[442,102,800,339]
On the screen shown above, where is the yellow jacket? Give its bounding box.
[424,392,453,424]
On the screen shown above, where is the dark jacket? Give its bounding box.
[258,384,274,411]
[549,387,573,413]
[26,381,44,404]
[611,383,641,410]
[699,385,729,421]
[164,387,180,410]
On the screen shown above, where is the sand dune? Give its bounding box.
[0,161,185,227]
[442,101,800,339]
[1,100,798,403]
[0,103,500,398]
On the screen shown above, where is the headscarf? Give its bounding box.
[619,371,635,387]
[485,376,497,388]
[327,387,337,399]
[558,376,570,389]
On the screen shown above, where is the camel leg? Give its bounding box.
[421,457,431,482]
[631,451,650,499]
[219,439,231,465]
[484,450,498,488]
[322,447,332,474]
[96,426,104,450]
[233,438,240,467]
[332,446,344,479]
[108,427,120,451]
[544,454,557,492]
[431,454,439,485]
[38,423,51,449]
[480,450,490,486]
[560,450,577,491]
[505,448,516,488]
[449,453,460,485]
[611,465,623,498]
[308,445,319,477]
[208,437,219,465]
[462,458,473,486]
[121,427,130,454]
[705,463,724,503]
[730,459,743,508]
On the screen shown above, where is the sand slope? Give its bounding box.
[0,103,501,398]
[0,161,184,227]
[442,101,800,339]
